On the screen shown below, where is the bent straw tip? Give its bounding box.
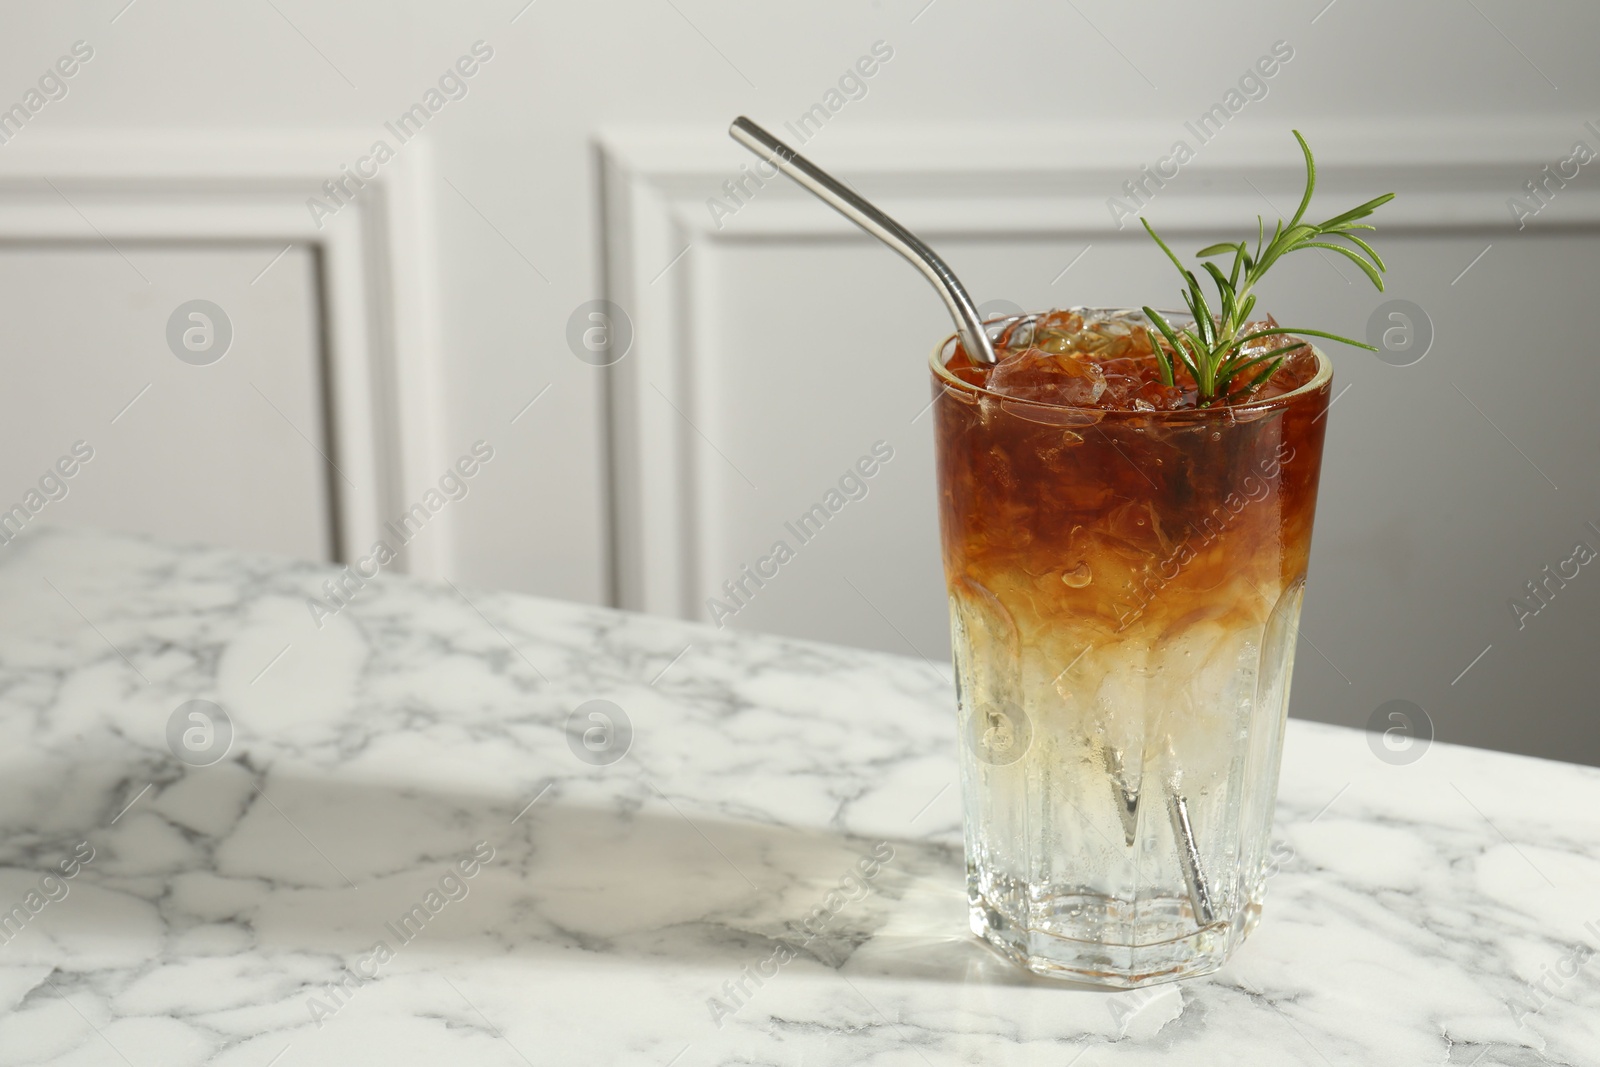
[729,116,764,143]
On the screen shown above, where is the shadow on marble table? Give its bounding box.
[1,756,1092,992]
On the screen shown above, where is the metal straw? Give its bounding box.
[728,116,997,365]
[1167,789,1216,926]
[1159,736,1216,927]
[732,115,1215,930]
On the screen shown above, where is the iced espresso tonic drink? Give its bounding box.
[933,308,1330,985]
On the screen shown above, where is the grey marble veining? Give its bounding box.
[0,526,1596,1066]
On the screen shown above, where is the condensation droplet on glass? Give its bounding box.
[1211,431,1222,441]
[1062,561,1092,588]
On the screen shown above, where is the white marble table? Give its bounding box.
[0,528,1596,1066]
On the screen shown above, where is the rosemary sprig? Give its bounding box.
[1140,130,1394,404]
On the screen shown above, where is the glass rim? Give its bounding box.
[929,308,1332,421]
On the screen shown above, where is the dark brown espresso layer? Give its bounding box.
[935,310,1329,647]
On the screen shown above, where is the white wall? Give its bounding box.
[0,0,1595,763]
[0,244,331,559]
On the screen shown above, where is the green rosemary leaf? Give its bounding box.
[1316,192,1397,231]
[1187,273,1217,347]
[1201,262,1236,326]
[1301,241,1386,289]
[1175,328,1206,383]
[1234,326,1370,348]
[1144,327,1175,387]
[1250,326,1378,352]
[1142,217,1191,277]
[1288,130,1316,228]
[1282,224,1321,247]
[1179,289,1202,335]
[1336,231,1386,272]
[1145,307,1196,384]
[1296,329,1374,351]
[1152,310,1190,369]
[1143,306,1182,347]
[1238,355,1287,397]
[1215,343,1306,390]
[1137,131,1390,399]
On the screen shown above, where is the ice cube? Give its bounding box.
[986,347,1107,406]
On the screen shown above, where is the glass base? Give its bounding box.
[968,869,1261,987]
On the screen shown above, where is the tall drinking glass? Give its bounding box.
[931,309,1331,986]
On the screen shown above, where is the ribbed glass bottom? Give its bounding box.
[968,862,1264,985]
[950,576,1304,987]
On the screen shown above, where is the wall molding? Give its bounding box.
[0,130,447,574]
[598,116,1600,619]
